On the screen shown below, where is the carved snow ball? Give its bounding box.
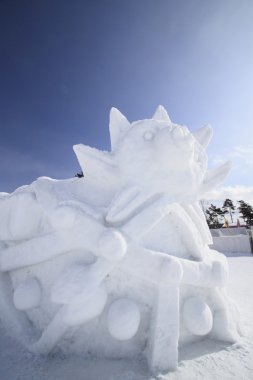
[97,230,127,262]
[182,297,213,336]
[13,277,41,311]
[107,298,141,340]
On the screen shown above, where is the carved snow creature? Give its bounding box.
[0,106,241,374]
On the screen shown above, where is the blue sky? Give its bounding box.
[0,0,253,201]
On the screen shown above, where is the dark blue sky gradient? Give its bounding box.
[1,0,253,192]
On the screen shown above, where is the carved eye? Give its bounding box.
[143,131,154,141]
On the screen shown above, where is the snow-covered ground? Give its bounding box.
[0,251,252,380]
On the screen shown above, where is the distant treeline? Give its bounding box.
[201,199,253,229]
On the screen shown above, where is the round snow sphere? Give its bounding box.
[13,278,42,311]
[107,298,140,341]
[97,230,127,262]
[183,297,213,336]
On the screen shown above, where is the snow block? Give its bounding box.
[210,235,252,254]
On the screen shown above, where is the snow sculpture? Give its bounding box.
[0,106,241,374]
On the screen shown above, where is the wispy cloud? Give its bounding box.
[209,144,253,173]
[209,153,229,167]
[206,144,253,203]
[231,145,253,166]
[206,185,253,203]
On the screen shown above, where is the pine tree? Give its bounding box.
[205,208,219,228]
[237,200,253,226]
[222,198,235,223]
[205,204,228,228]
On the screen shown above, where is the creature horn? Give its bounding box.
[109,107,130,151]
[73,144,118,185]
[200,161,232,195]
[152,105,171,123]
[194,124,213,149]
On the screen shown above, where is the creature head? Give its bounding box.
[112,108,208,201]
[74,106,231,206]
